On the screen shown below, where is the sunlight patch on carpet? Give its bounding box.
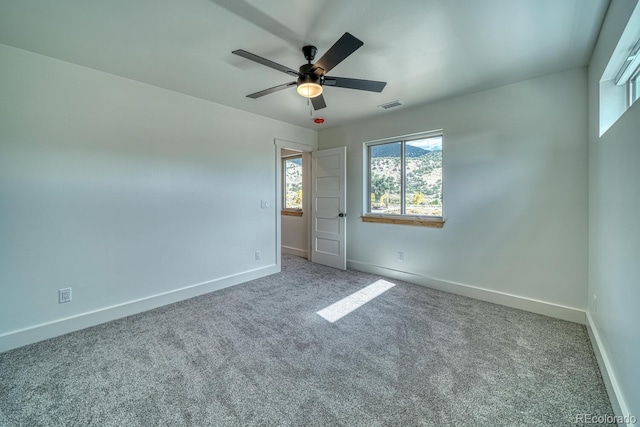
[316,279,396,323]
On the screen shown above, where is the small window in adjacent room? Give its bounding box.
[364,130,444,227]
[282,155,303,215]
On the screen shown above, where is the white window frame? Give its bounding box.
[363,130,444,228]
[616,37,640,108]
[599,8,640,136]
[629,64,640,106]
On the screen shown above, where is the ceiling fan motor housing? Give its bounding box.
[297,71,322,89]
[298,63,320,80]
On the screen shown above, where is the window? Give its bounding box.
[630,65,640,106]
[364,131,443,227]
[621,37,640,107]
[282,155,303,215]
[599,9,640,136]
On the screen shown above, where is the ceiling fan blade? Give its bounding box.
[323,76,386,92]
[311,32,363,76]
[247,81,296,98]
[232,50,299,77]
[311,93,327,110]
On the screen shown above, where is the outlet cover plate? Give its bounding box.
[59,288,72,303]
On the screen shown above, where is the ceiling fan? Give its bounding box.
[232,32,386,110]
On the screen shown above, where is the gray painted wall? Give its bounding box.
[318,68,589,315]
[0,43,316,351]
[588,0,640,418]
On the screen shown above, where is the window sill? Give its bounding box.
[281,210,303,217]
[362,214,445,228]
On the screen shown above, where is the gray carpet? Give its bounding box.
[0,255,614,426]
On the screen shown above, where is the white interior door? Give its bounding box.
[311,146,347,270]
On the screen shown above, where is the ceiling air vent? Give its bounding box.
[378,100,404,110]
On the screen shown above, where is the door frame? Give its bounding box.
[274,138,314,270]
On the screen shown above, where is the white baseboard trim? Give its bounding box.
[347,260,586,324]
[281,245,308,258]
[0,265,279,354]
[586,312,633,424]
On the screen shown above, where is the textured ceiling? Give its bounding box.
[0,0,609,130]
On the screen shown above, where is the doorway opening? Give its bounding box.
[275,140,347,271]
[275,140,313,269]
[280,148,311,260]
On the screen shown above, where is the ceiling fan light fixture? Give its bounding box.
[296,75,323,98]
[297,82,323,98]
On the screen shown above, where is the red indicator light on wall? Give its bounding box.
[314,118,325,124]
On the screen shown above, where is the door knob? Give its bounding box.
[338,213,346,217]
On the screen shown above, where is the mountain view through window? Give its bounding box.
[369,135,442,217]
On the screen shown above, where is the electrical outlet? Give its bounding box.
[397,251,404,262]
[58,287,72,304]
[260,200,269,209]
[255,250,261,260]
[592,294,597,313]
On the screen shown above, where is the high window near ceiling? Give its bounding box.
[599,6,640,136]
[618,37,640,107]
[629,64,640,106]
[363,130,444,227]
